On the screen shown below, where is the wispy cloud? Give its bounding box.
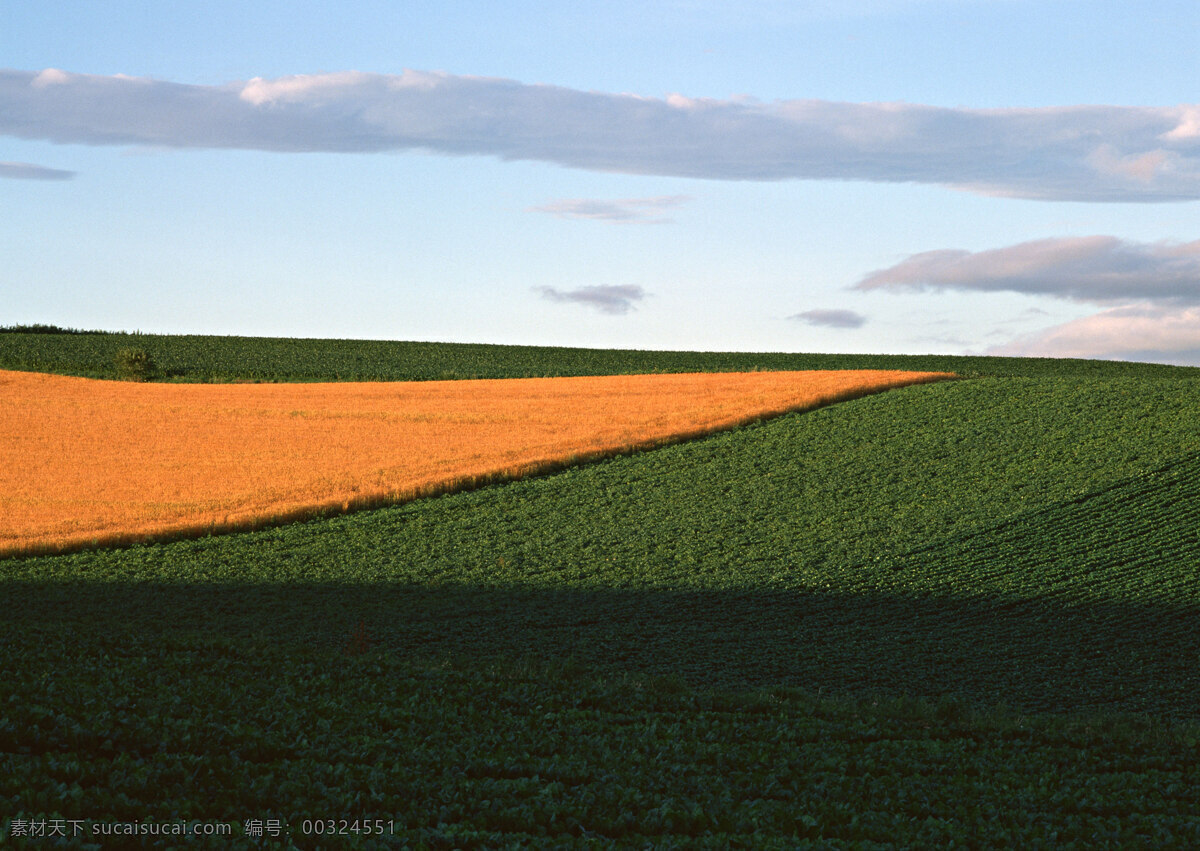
[789,308,867,328]
[3,68,1199,201]
[535,284,646,315]
[855,237,1200,304]
[0,160,74,180]
[528,195,690,224]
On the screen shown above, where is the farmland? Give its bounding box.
[1,325,1194,382]
[2,331,1200,847]
[0,367,947,558]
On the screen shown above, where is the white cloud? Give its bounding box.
[1162,106,1200,141]
[528,195,690,223]
[987,304,1200,365]
[535,285,647,314]
[855,237,1200,304]
[0,160,74,180]
[789,308,867,328]
[30,68,71,88]
[2,67,1199,201]
[238,71,378,106]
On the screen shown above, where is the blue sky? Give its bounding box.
[3,1,1199,362]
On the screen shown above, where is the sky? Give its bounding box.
[3,1,1199,363]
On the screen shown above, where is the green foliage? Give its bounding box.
[876,447,1200,604]
[0,323,98,334]
[113,347,156,381]
[2,642,1199,848]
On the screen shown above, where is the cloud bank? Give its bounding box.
[855,237,1200,305]
[528,195,690,223]
[535,284,646,315]
[3,68,1199,201]
[987,304,1200,365]
[789,308,867,328]
[855,236,1200,364]
[0,160,74,180]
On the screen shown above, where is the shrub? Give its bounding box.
[0,323,93,334]
[114,347,156,381]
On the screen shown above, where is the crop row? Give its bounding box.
[3,635,1200,849]
[876,448,1200,606]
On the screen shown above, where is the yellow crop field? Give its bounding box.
[0,368,952,557]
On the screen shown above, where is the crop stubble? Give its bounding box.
[0,368,951,556]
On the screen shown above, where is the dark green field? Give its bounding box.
[2,324,1194,381]
[2,330,1199,848]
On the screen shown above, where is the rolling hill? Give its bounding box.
[2,329,1198,847]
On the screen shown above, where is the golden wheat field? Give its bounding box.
[0,368,952,556]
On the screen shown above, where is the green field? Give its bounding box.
[3,330,1199,848]
[1,324,1194,381]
